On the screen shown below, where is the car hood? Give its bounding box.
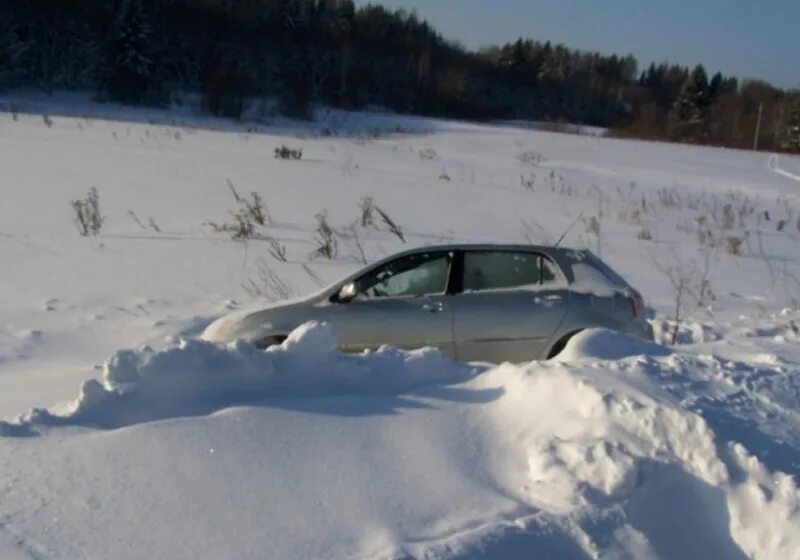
[202,295,323,344]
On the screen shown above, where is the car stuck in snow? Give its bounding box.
[203,244,652,362]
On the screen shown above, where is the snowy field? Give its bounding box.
[1,93,800,559]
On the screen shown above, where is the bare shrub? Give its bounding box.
[227,179,243,202]
[616,181,638,202]
[637,229,654,241]
[548,171,574,196]
[697,227,715,248]
[42,114,53,128]
[147,217,162,233]
[207,210,257,240]
[618,203,643,225]
[438,173,451,181]
[128,210,147,230]
[207,183,271,240]
[128,210,161,233]
[777,219,788,232]
[228,179,270,225]
[584,216,601,237]
[242,259,292,301]
[755,230,776,289]
[267,237,288,262]
[665,267,690,345]
[516,150,546,166]
[655,245,718,341]
[657,188,682,209]
[311,211,338,259]
[344,224,368,265]
[721,204,736,230]
[696,250,717,311]
[520,174,536,191]
[230,210,257,240]
[359,196,376,227]
[418,148,438,161]
[245,192,269,225]
[726,190,756,228]
[725,236,744,256]
[275,145,303,160]
[655,257,698,344]
[685,193,705,211]
[71,187,104,236]
[376,206,406,243]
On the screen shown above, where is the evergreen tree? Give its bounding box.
[708,72,723,101]
[0,19,24,88]
[785,100,800,152]
[107,0,154,103]
[669,65,710,140]
[0,0,792,149]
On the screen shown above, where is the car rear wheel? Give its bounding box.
[254,335,288,350]
[546,330,582,360]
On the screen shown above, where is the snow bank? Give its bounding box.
[651,319,723,345]
[2,325,799,558]
[466,358,800,559]
[9,322,475,431]
[558,328,672,361]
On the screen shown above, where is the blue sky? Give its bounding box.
[353,0,798,89]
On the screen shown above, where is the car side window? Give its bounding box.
[540,257,558,284]
[355,252,453,299]
[463,252,558,292]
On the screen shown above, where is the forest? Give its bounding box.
[1,0,798,151]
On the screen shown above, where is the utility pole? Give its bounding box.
[754,102,764,151]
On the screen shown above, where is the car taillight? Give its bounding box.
[628,289,645,318]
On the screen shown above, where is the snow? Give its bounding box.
[2,93,800,558]
[2,324,798,559]
[557,328,672,361]
[2,322,474,432]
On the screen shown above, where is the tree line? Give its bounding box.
[1,0,798,151]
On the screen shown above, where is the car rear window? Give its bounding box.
[568,252,630,294]
[463,251,558,292]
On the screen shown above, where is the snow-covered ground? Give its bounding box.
[1,93,800,559]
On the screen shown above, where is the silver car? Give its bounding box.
[203,244,652,362]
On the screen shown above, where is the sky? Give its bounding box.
[353,0,798,89]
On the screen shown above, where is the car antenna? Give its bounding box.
[554,213,583,247]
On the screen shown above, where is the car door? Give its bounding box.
[452,250,569,363]
[324,250,456,357]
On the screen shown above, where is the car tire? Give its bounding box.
[546,330,583,360]
[254,334,288,350]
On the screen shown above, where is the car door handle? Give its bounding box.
[533,295,563,307]
[422,302,444,314]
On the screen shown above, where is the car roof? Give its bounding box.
[353,243,593,283]
[390,243,584,259]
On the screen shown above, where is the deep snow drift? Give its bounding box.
[1,323,798,559]
[2,94,800,558]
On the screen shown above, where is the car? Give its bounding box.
[202,244,652,363]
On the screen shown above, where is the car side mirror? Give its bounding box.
[336,282,358,303]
